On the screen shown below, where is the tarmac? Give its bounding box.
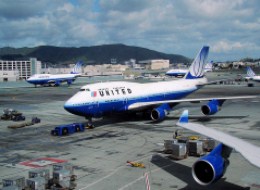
[0,73,260,190]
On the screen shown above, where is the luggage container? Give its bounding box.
[163,139,178,153]
[2,176,25,190]
[26,177,46,190]
[52,169,76,189]
[2,186,19,190]
[170,143,187,160]
[177,136,189,144]
[202,138,216,152]
[188,140,205,156]
[29,168,50,182]
[53,163,74,174]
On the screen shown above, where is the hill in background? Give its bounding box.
[0,44,191,65]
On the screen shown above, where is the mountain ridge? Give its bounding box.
[0,44,191,64]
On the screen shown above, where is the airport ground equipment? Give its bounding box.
[187,140,205,156]
[52,163,76,189]
[26,177,45,190]
[51,123,85,136]
[163,139,178,153]
[12,115,26,121]
[2,176,25,190]
[1,109,24,121]
[28,168,50,188]
[201,138,216,152]
[2,186,19,190]
[31,117,41,124]
[170,143,187,160]
[29,168,50,181]
[126,161,145,168]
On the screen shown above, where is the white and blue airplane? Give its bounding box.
[166,61,213,77]
[165,68,188,77]
[246,66,260,82]
[64,46,256,126]
[27,61,83,87]
[177,110,260,186]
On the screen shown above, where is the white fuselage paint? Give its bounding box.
[64,77,207,117]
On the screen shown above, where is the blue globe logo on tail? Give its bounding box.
[71,61,83,74]
[185,46,209,79]
[246,66,255,78]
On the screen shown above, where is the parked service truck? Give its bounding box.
[51,123,85,136]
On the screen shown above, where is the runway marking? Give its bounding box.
[78,166,124,190]
[118,162,174,190]
[19,157,67,168]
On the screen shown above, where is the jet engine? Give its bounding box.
[151,104,171,121]
[201,99,224,115]
[67,79,72,85]
[55,81,61,86]
[192,144,231,186]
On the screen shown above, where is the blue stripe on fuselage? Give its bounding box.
[64,88,196,118]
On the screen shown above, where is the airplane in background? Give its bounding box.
[27,61,83,87]
[176,110,260,186]
[64,46,256,127]
[166,61,213,77]
[246,66,260,82]
[204,61,213,72]
[165,68,188,77]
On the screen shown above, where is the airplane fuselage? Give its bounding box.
[252,76,260,82]
[64,77,207,118]
[27,74,78,86]
[166,69,188,77]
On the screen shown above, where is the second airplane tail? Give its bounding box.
[185,46,209,79]
[246,66,256,78]
[71,61,83,74]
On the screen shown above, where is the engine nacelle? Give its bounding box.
[192,144,229,186]
[151,104,171,121]
[67,79,72,85]
[201,99,221,115]
[151,107,166,121]
[55,80,61,86]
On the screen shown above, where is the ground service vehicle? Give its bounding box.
[51,123,85,136]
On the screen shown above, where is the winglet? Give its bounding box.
[178,110,189,123]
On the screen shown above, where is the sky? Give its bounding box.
[0,0,259,61]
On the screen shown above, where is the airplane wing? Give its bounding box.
[176,110,260,168]
[127,95,258,110]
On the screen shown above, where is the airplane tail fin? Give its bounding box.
[184,46,209,79]
[178,110,189,123]
[71,61,83,74]
[246,66,255,78]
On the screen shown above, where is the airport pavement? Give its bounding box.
[0,76,260,190]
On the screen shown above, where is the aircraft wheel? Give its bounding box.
[62,128,68,135]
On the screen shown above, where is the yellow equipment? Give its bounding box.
[126,161,145,168]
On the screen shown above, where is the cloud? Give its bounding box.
[0,0,259,60]
[212,40,244,52]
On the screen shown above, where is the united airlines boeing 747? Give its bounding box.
[27,61,83,87]
[64,46,256,127]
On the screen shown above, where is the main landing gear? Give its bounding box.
[86,117,95,129]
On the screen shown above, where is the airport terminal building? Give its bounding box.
[0,58,41,81]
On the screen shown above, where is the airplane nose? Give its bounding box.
[64,101,84,116]
[64,101,74,113]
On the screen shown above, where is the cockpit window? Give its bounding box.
[79,88,90,91]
